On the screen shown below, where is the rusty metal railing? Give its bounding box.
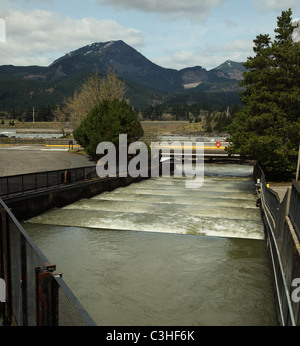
[0,198,96,326]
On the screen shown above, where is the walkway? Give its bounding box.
[0,144,93,176]
[268,182,293,201]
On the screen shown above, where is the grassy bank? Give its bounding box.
[1,120,197,132]
[0,121,62,129]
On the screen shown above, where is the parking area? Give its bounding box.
[0,145,93,176]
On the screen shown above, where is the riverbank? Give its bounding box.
[0,121,228,150]
[0,120,229,138]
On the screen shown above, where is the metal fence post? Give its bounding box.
[35,263,58,326]
[20,234,28,326]
[0,208,13,325]
[0,210,3,324]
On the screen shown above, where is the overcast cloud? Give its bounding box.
[97,0,228,21]
[252,0,300,11]
[0,7,143,66]
[0,0,299,69]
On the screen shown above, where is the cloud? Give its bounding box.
[223,18,238,28]
[204,39,254,67]
[153,38,254,70]
[292,18,300,42]
[96,0,228,21]
[0,18,5,42]
[252,0,300,12]
[0,8,143,65]
[153,51,201,70]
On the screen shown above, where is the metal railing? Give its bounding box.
[0,166,98,198]
[0,198,96,326]
[253,163,281,223]
[254,162,300,239]
[254,162,300,326]
[260,172,281,222]
[289,181,300,240]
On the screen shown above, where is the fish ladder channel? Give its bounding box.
[22,163,278,326]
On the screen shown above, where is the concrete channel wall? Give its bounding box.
[2,158,171,221]
[3,174,149,221]
[255,166,300,326]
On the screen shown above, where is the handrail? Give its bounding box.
[254,161,300,326]
[0,165,98,199]
[0,197,96,326]
[289,181,300,240]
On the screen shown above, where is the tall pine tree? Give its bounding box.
[228,9,300,180]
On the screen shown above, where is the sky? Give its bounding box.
[0,0,299,70]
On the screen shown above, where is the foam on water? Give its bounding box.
[27,164,264,240]
[29,208,263,239]
[29,166,264,239]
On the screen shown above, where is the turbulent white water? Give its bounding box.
[28,163,264,240]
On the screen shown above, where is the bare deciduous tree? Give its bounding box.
[63,69,127,129]
[99,68,127,101]
[53,105,66,136]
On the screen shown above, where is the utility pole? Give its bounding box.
[296,144,300,182]
[33,106,35,123]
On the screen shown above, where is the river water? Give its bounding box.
[23,163,278,326]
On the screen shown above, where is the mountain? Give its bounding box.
[19,40,242,91]
[0,40,245,112]
[211,60,246,81]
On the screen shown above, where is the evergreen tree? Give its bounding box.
[73,99,143,158]
[227,9,300,180]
